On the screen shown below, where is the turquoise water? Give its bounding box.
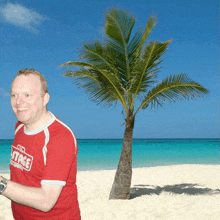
[0,139,219,173]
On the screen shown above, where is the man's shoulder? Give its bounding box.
[49,116,76,140]
[48,117,78,153]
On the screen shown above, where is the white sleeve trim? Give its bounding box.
[41,180,66,186]
[42,128,50,165]
[15,124,24,135]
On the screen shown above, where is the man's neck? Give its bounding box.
[25,111,52,132]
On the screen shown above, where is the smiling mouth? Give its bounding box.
[17,108,29,112]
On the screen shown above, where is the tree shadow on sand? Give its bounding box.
[130,183,220,199]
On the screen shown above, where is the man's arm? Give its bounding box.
[0,176,63,213]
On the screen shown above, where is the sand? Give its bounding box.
[0,164,220,220]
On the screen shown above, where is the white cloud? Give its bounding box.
[0,3,47,33]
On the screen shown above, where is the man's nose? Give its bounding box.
[16,96,24,104]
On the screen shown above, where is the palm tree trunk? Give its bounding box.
[109,111,134,199]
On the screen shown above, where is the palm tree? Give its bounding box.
[60,7,209,200]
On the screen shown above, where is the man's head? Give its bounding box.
[11,69,50,130]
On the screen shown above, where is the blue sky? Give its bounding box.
[0,0,219,139]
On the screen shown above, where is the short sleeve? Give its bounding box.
[41,132,77,186]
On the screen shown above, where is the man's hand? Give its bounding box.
[1,177,63,212]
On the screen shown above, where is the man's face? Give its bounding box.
[11,74,48,128]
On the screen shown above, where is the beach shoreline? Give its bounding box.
[1,164,220,220]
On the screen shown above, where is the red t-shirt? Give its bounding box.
[10,112,81,220]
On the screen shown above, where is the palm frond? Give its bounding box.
[81,41,131,91]
[105,8,136,44]
[127,28,143,58]
[105,8,136,80]
[130,40,171,108]
[134,73,210,115]
[59,61,93,69]
[140,16,157,47]
[125,16,157,64]
[82,41,118,74]
[61,62,128,111]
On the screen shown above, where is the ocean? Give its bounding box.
[0,138,219,173]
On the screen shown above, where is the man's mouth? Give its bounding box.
[17,108,29,113]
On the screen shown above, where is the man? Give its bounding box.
[0,69,81,219]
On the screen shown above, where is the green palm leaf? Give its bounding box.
[61,61,128,110]
[127,16,157,79]
[130,40,171,107]
[105,8,136,80]
[131,15,156,59]
[105,8,135,45]
[81,41,118,74]
[134,73,209,115]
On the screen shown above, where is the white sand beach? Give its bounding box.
[0,164,220,220]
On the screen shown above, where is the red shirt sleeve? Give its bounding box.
[41,131,77,185]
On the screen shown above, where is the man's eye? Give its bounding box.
[25,94,30,97]
[11,94,17,98]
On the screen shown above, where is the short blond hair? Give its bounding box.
[15,68,48,94]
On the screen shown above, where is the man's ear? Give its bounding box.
[43,93,50,106]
